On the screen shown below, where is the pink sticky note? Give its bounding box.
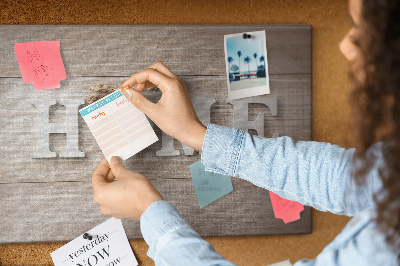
[14,41,67,90]
[269,191,304,224]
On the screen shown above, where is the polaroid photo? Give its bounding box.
[224,30,270,100]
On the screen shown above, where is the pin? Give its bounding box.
[83,233,96,240]
[243,33,252,39]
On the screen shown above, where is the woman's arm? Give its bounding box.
[91,157,235,266]
[120,61,382,217]
[202,124,383,216]
[141,201,236,266]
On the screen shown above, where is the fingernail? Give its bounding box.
[125,89,133,100]
[110,156,122,165]
[121,85,129,93]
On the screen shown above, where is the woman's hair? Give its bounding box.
[349,0,400,252]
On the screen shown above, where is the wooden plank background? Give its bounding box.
[0,25,312,243]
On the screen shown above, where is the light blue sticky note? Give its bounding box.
[189,160,233,208]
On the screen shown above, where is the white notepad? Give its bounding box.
[80,90,158,162]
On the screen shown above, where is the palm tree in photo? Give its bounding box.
[260,55,266,73]
[244,56,251,78]
[231,64,239,72]
[253,53,258,73]
[237,51,242,77]
[227,56,234,73]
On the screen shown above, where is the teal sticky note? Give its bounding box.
[189,160,233,208]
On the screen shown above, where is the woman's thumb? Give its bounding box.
[109,156,128,178]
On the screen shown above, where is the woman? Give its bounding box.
[91,0,400,264]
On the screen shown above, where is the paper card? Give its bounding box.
[189,161,233,208]
[224,30,270,100]
[269,191,304,224]
[79,90,158,162]
[14,41,67,90]
[51,218,138,266]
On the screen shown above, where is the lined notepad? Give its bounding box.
[80,90,158,162]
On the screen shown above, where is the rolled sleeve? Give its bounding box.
[201,123,245,176]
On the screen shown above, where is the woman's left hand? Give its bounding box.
[91,156,164,219]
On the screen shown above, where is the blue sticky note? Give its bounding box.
[189,160,233,208]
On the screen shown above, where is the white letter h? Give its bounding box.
[31,99,85,158]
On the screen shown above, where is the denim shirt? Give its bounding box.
[140,124,399,265]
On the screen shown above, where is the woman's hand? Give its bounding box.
[120,61,206,152]
[91,157,164,219]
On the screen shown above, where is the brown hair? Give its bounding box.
[349,0,400,253]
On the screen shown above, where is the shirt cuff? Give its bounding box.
[140,200,191,260]
[201,123,245,176]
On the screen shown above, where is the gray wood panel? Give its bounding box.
[0,25,312,243]
[0,179,311,243]
[0,25,311,78]
[0,74,310,183]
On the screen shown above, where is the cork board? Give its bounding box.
[0,25,312,244]
[0,1,354,265]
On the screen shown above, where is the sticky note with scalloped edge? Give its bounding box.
[189,160,233,208]
[14,41,67,90]
[269,191,304,224]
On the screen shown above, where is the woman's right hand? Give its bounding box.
[120,61,206,152]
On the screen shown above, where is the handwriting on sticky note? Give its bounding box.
[189,161,233,208]
[80,90,158,162]
[269,191,304,224]
[14,41,67,90]
[51,218,138,266]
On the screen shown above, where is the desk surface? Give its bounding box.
[0,0,352,265]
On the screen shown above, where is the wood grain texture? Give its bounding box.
[0,25,311,77]
[0,25,311,244]
[0,179,311,244]
[0,74,310,183]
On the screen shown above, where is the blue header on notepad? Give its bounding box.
[80,91,123,117]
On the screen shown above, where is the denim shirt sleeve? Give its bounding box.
[140,200,237,266]
[201,124,383,216]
